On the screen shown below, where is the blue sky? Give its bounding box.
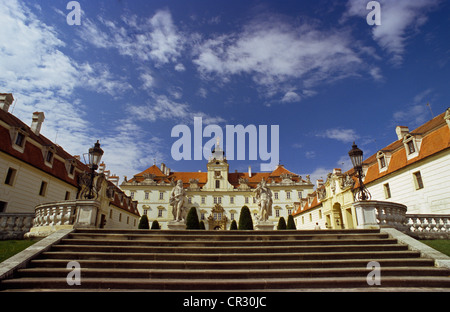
[1,0,449,184]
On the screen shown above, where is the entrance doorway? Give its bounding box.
[332,203,344,229]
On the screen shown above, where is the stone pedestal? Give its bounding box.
[255,221,275,231]
[354,201,380,229]
[73,200,101,229]
[167,221,186,230]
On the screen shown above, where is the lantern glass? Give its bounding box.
[88,140,104,169]
[348,142,363,168]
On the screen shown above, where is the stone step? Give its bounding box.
[60,237,399,247]
[3,276,450,290]
[29,258,437,270]
[68,232,390,242]
[40,250,422,261]
[16,266,450,279]
[49,243,408,254]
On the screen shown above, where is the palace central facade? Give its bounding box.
[121,143,314,229]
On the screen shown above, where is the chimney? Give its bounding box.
[31,112,45,135]
[395,126,409,140]
[248,166,252,178]
[160,163,166,175]
[0,93,14,112]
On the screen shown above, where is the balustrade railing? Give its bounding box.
[406,214,450,235]
[33,201,77,228]
[0,213,35,240]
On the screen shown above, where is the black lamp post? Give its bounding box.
[348,142,371,201]
[86,140,104,199]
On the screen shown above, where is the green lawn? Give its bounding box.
[420,240,450,257]
[0,240,38,263]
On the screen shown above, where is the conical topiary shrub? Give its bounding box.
[199,220,206,230]
[238,206,253,230]
[138,215,149,229]
[277,217,287,230]
[230,219,238,230]
[186,207,200,229]
[151,220,160,230]
[287,214,296,230]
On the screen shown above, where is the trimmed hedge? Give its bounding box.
[186,207,200,229]
[151,220,160,230]
[230,220,238,230]
[287,215,296,230]
[238,206,253,230]
[138,215,149,229]
[277,217,287,230]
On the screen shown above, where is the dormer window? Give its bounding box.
[403,134,421,160]
[65,159,77,179]
[376,151,391,173]
[9,127,28,153]
[42,145,56,167]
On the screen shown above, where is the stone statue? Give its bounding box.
[254,178,273,222]
[169,180,187,222]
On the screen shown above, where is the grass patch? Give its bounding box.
[420,240,450,257]
[0,240,38,263]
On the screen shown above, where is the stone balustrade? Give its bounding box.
[32,201,78,228]
[405,214,450,239]
[374,203,408,231]
[0,213,35,240]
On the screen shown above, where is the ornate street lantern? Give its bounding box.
[85,140,104,199]
[88,140,104,171]
[348,142,371,201]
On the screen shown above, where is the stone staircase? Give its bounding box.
[1,228,450,291]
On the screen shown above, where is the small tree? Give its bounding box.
[230,220,238,230]
[199,220,206,230]
[138,215,149,229]
[186,207,200,229]
[287,215,296,230]
[151,220,160,230]
[277,217,287,230]
[238,206,253,230]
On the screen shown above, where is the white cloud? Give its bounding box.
[193,15,372,96]
[345,0,441,65]
[78,10,185,66]
[127,94,225,125]
[318,128,359,143]
[281,91,301,103]
[392,89,436,127]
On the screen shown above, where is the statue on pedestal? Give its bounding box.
[169,180,187,223]
[254,178,273,222]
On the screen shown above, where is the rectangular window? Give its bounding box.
[379,156,386,168]
[69,164,75,175]
[383,183,391,199]
[46,151,54,163]
[230,196,234,204]
[298,191,302,199]
[65,191,71,200]
[215,180,220,188]
[158,209,163,218]
[413,171,424,190]
[143,209,148,215]
[407,141,415,154]
[218,197,222,204]
[286,192,291,199]
[288,209,292,215]
[274,192,278,200]
[130,191,135,199]
[39,181,48,196]
[15,133,25,147]
[201,196,206,204]
[0,201,7,213]
[159,192,164,200]
[144,192,149,200]
[201,212,205,220]
[109,209,113,219]
[275,209,280,217]
[4,168,17,186]
[119,213,122,222]
[245,197,249,204]
[188,197,192,204]
[253,197,256,203]
[231,213,235,220]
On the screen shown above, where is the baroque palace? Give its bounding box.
[120,142,315,230]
